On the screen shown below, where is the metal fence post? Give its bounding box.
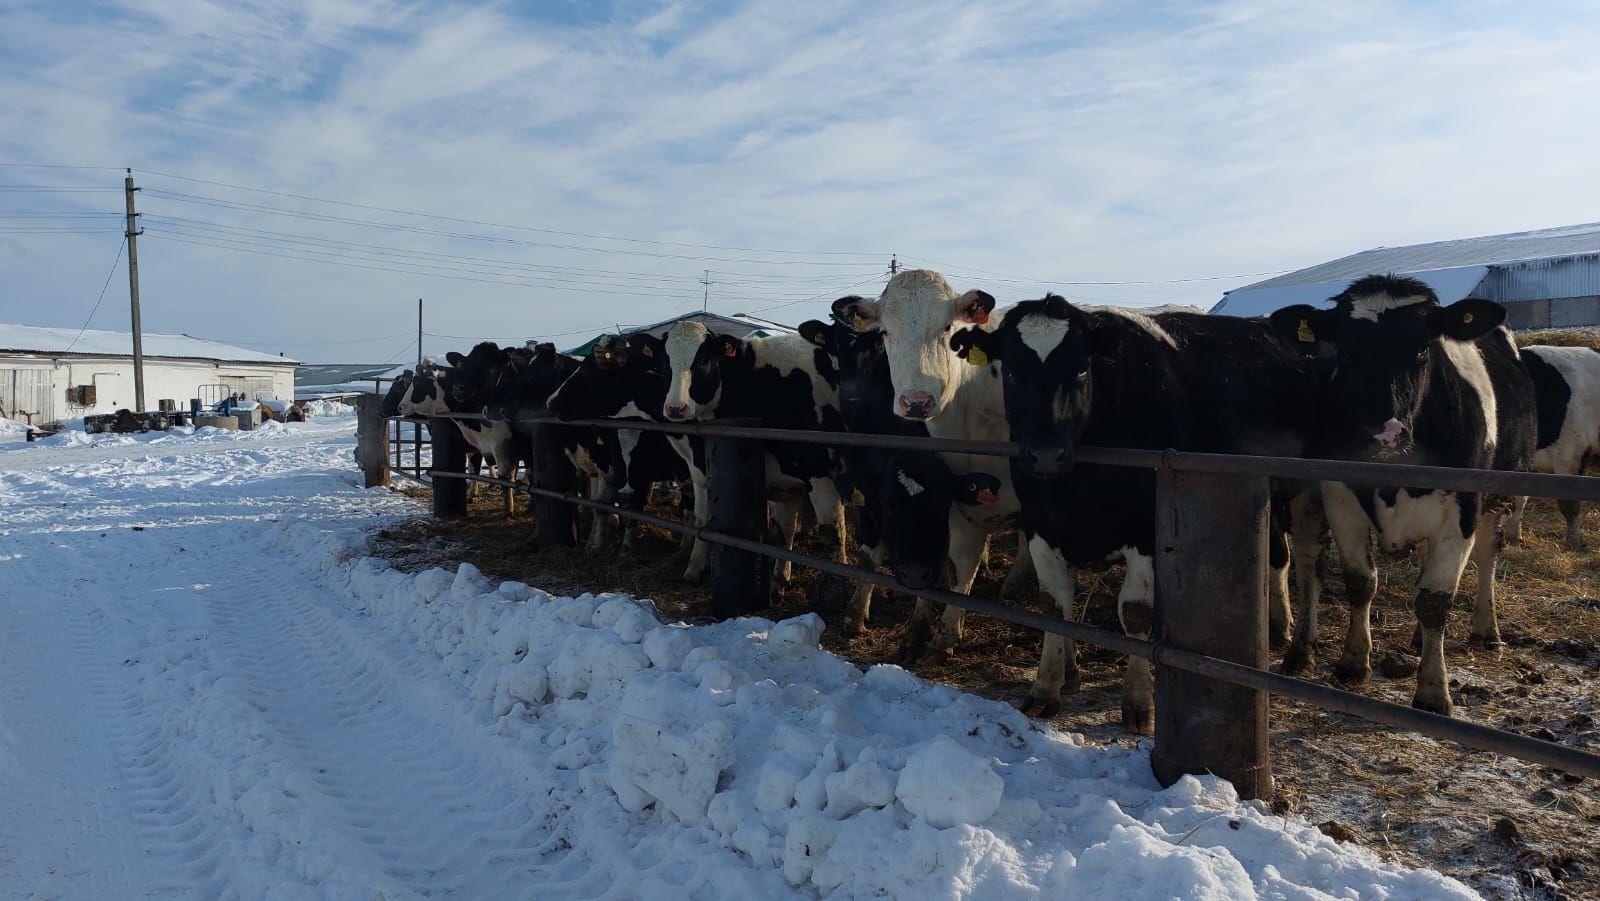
[706,418,770,619]
[354,394,390,489]
[533,423,578,549]
[430,417,467,518]
[1152,463,1273,801]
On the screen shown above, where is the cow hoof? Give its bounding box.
[1269,625,1292,652]
[1567,540,1585,553]
[1411,694,1453,717]
[1280,645,1314,677]
[1120,702,1154,736]
[1018,692,1062,719]
[680,568,707,584]
[838,617,867,639]
[1468,634,1506,654]
[1332,660,1371,686]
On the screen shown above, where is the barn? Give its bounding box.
[1212,221,1600,329]
[0,323,297,427]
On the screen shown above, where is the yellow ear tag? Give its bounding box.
[1462,312,1474,325]
[812,332,827,346]
[1297,319,1315,343]
[852,313,868,331]
[641,345,654,358]
[967,346,989,367]
[850,488,865,506]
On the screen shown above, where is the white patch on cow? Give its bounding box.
[1438,334,1498,456]
[663,321,710,417]
[567,442,600,477]
[1348,291,1431,322]
[1525,345,1600,475]
[1118,546,1155,600]
[745,332,835,425]
[895,470,925,497]
[1017,314,1070,361]
[1372,489,1464,551]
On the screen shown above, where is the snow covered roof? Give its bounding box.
[1215,221,1600,316]
[0,323,297,365]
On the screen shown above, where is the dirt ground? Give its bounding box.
[374,482,1599,899]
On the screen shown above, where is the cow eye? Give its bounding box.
[1415,349,1428,363]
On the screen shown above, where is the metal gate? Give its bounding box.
[0,369,54,425]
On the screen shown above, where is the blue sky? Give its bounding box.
[3,0,1600,363]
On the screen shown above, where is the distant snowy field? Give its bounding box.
[0,420,1477,899]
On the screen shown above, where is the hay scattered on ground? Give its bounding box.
[1517,328,1600,351]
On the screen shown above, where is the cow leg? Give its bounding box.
[1282,490,1327,676]
[1000,531,1036,600]
[587,476,617,552]
[1560,498,1584,551]
[466,452,483,499]
[1267,496,1293,650]
[1021,537,1078,719]
[769,499,801,585]
[1324,484,1377,686]
[1413,526,1474,716]
[1504,495,1528,545]
[806,477,849,565]
[900,514,983,662]
[1117,549,1157,735]
[682,469,711,583]
[493,436,521,515]
[844,542,887,637]
[1469,509,1505,651]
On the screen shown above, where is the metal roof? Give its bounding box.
[0,323,297,365]
[565,311,796,356]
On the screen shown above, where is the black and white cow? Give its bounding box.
[546,332,710,575]
[1268,275,1535,715]
[950,294,1324,730]
[833,271,1034,661]
[1504,344,1600,550]
[660,319,849,581]
[395,357,527,504]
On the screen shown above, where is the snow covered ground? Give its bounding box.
[0,420,1479,899]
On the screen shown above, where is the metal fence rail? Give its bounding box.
[355,402,1600,797]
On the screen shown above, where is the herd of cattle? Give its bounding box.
[380,269,1600,734]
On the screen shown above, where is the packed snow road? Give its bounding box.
[1,419,1478,899]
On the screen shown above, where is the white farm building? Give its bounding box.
[0,323,297,427]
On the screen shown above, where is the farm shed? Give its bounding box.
[1212,221,1600,329]
[0,323,297,427]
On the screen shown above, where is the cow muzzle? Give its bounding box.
[664,400,691,420]
[897,390,937,421]
[1022,445,1072,478]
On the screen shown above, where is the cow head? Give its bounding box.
[662,320,741,421]
[835,270,996,421]
[547,333,668,420]
[800,313,885,417]
[395,360,451,416]
[878,452,1003,588]
[1268,275,1505,457]
[950,294,1109,478]
[485,341,581,421]
[379,370,414,417]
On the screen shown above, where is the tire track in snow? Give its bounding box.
[203,563,553,897]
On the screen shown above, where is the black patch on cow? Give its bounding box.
[1521,347,1572,450]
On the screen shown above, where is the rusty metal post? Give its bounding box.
[354,394,390,488]
[430,417,467,518]
[706,419,769,619]
[532,423,577,548]
[1152,464,1273,801]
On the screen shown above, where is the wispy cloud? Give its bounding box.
[2,0,1599,361]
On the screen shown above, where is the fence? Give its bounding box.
[353,397,1600,800]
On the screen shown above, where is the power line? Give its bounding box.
[135,167,887,258]
[64,236,128,353]
[0,163,123,171]
[896,255,1291,287]
[141,188,879,266]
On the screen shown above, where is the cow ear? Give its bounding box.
[955,289,996,325]
[1429,299,1505,341]
[950,327,1001,367]
[1268,305,1335,345]
[445,351,466,368]
[832,295,881,332]
[798,320,832,349]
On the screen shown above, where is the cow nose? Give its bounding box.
[664,401,690,420]
[1023,446,1070,478]
[897,390,936,420]
[894,561,936,590]
[1373,418,1408,448]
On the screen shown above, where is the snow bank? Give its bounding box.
[273,525,1476,900]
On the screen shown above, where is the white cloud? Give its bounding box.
[2,0,1599,362]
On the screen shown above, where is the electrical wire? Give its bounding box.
[63,235,128,353]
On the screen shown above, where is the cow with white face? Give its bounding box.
[395,353,528,505]
[1269,275,1535,716]
[834,270,1027,660]
[659,319,849,582]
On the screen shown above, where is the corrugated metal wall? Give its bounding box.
[1476,254,1600,303]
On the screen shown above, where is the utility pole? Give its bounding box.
[124,169,146,413]
[889,254,899,276]
[417,298,423,368]
[700,270,711,314]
